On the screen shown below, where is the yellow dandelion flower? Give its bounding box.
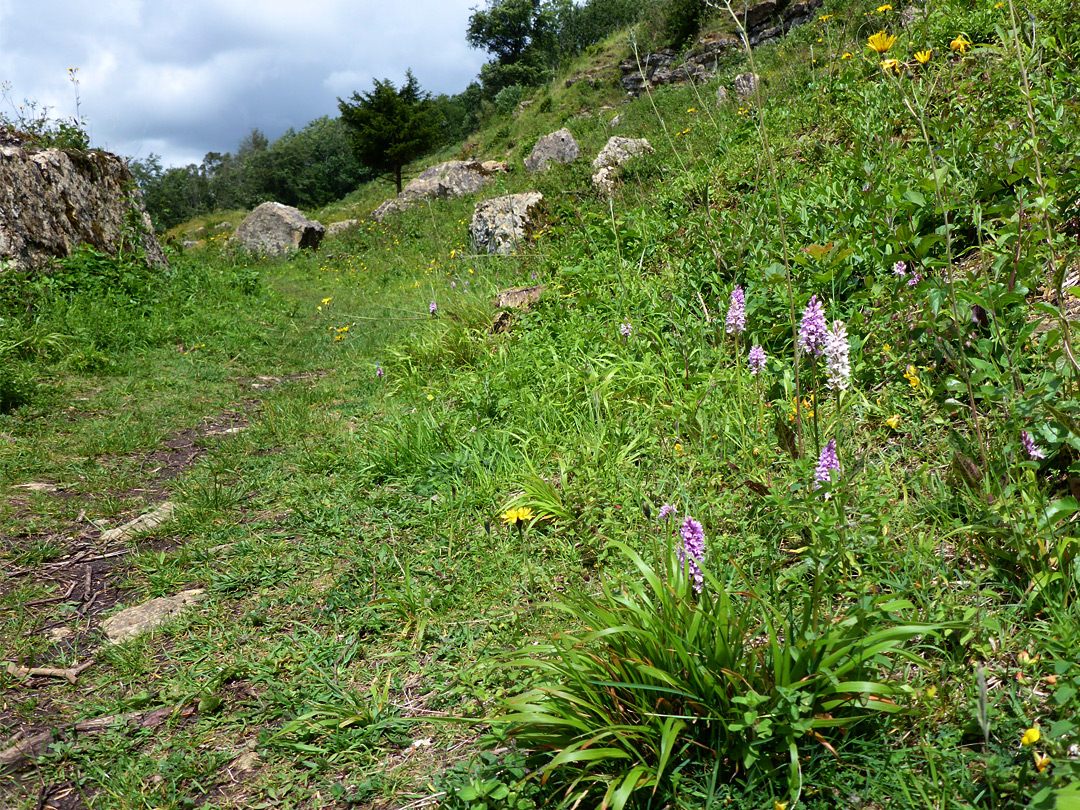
[1021,727,1041,747]
[867,31,897,53]
[818,14,834,21]
[915,49,932,64]
[881,58,901,72]
[501,506,536,526]
[842,52,853,59]
[674,442,683,454]
[321,296,332,306]
[426,394,434,401]
[950,34,971,53]
[877,4,892,12]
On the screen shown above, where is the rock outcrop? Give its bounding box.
[232,202,325,255]
[372,160,508,221]
[619,0,822,97]
[0,130,167,273]
[592,137,653,194]
[471,192,543,255]
[524,129,580,173]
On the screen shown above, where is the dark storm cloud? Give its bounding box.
[0,0,487,166]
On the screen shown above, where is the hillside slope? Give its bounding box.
[3,1,1080,808]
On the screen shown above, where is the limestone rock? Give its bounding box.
[492,285,546,334]
[372,160,508,221]
[524,129,580,173]
[495,285,546,309]
[471,192,543,255]
[734,72,764,99]
[327,219,359,237]
[101,589,205,644]
[0,131,167,273]
[617,1,819,97]
[591,137,653,194]
[233,202,325,255]
[99,501,176,543]
[592,137,653,171]
[716,85,730,105]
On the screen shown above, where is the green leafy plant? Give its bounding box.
[493,543,938,808]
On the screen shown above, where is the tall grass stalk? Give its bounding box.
[714,0,804,458]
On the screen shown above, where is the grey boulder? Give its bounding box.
[232,202,325,255]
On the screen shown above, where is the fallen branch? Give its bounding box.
[5,660,94,685]
[0,710,140,772]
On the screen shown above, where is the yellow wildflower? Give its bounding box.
[883,343,891,352]
[426,394,434,401]
[501,506,536,526]
[950,34,971,53]
[841,52,853,59]
[925,685,937,698]
[886,414,901,430]
[674,442,683,454]
[818,14,834,21]
[686,107,697,113]
[881,58,901,72]
[1021,727,1041,747]
[915,49,932,64]
[867,31,897,53]
[903,365,921,389]
[877,3,893,11]
[1034,752,1050,773]
[320,296,332,306]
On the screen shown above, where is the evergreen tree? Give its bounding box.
[337,70,442,194]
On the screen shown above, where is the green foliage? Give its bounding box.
[129,118,370,232]
[495,545,935,807]
[338,70,443,194]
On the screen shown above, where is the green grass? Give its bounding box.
[3,0,1080,807]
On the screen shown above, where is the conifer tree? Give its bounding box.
[337,70,441,194]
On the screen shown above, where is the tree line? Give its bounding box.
[131,0,682,233]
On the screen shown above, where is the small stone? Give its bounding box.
[734,72,763,99]
[100,502,176,543]
[46,626,73,642]
[326,219,359,237]
[13,482,57,492]
[716,85,730,105]
[495,285,546,310]
[100,589,205,644]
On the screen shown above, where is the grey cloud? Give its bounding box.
[1,0,486,166]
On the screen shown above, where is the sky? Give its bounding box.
[0,0,489,168]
